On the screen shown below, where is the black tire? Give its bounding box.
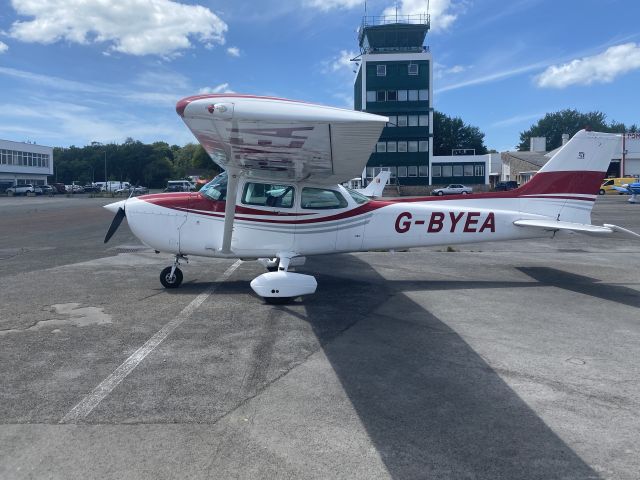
[599,189,605,195]
[462,191,469,195]
[437,191,444,196]
[265,296,293,305]
[160,266,183,288]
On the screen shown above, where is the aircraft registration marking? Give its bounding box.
[395,211,496,234]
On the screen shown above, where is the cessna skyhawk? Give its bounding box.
[104,94,639,303]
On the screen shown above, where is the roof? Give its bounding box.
[501,150,550,168]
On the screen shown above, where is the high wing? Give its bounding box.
[177,94,388,185]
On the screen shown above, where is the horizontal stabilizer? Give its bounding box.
[514,219,640,238]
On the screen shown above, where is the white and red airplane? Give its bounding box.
[104,94,639,303]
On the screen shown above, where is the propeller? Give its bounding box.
[104,207,126,243]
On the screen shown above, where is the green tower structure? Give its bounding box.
[354,14,433,188]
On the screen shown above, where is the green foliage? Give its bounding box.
[433,111,488,156]
[517,109,640,151]
[51,140,219,188]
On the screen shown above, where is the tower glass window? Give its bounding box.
[408,64,418,75]
[419,89,428,101]
[377,65,386,76]
[376,90,386,102]
[398,90,407,101]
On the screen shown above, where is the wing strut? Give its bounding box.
[220,168,240,254]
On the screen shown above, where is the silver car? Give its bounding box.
[432,184,473,196]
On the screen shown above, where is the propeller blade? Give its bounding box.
[104,207,126,243]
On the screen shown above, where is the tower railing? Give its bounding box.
[361,13,430,28]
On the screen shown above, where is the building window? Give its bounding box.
[387,115,397,127]
[419,141,429,152]
[408,64,418,75]
[419,165,428,177]
[418,115,429,127]
[408,90,418,101]
[475,165,485,176]
[387,90,397,101]
[397,166,407,177]
[408,115,418,127]
[397,141,407,152]
[397,115,408,127]
[453,165,463,176]
[408,166,418,177]
[376,142,386,153]
[443,165,452,177]
[366,91,376,103]
[419,89,428,101]
[432,166,442,177]
[408,141,418,152]
[366,167,374,178]
[388,166,397,178]
[387,141,397,153]
[398,90,408,101]
[377,65,386,76]
[464,164,474,176]
[376,90,386,102]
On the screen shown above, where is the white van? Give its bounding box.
[102,181,131,192]
[165,180,195,192]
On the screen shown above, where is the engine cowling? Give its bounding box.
[250,271,317,298]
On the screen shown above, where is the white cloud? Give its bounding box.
[489,112,544,128]
[226,46,241,57]
[382,0,461,32]
[198,83,234,94]
[0,41,8,54]
[8,0,228,57]
[324,50,358,74]
[536,43,640,89]
[304,0,363,11]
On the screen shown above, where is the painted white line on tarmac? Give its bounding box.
[60,260,242,423]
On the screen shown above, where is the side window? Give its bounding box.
[301,188,348,210]
[242,182,295,208]
[603,179,613,186]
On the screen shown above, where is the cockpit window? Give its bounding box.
[301,188,348,210]
[242,182,295,208]
[200,171,227,201]
[345,188,370,205]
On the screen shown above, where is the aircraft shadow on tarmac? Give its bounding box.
[268,254,601,480]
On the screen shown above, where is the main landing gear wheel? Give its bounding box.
[160,266,183,288]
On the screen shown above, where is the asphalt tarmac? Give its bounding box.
[0,194,639,479]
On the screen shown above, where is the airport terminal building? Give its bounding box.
[0,138,54,189]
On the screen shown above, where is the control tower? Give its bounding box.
[354,14,433,188]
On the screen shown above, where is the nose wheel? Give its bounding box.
[160,254,186,288]
[160,266,183,288]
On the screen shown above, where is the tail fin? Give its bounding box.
[358,170,390,198]
[516,130,620,223]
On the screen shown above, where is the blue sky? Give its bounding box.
[0,0,639,151]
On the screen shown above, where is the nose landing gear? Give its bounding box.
[160,254,187,288]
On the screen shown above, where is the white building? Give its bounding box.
[0,139,54,188]
[620,133,640,178]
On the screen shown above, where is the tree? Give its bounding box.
[516,109,638,151]
[433,111,488,156]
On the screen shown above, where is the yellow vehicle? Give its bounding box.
[599,177,637,195]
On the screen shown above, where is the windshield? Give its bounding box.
[200,171,227,201]
[344,188,370,205]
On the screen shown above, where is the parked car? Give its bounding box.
[432,184,473,196]
[115,185,149,196]
[164,180,195,192]
[65,185,85,193]
[494,181,519,191]
[51,183,67,194]
[83,184,101,193]
[40,185,55,195]
[7,184,35,195]
[32,185,43,195]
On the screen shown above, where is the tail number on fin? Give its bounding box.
[395,211,496,234]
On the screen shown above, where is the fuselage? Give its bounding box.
[112,178,555,259]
